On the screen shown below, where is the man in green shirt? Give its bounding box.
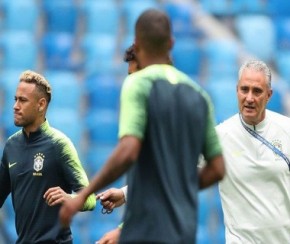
[60,9,225,244]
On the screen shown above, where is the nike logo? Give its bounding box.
[8,162,17,168]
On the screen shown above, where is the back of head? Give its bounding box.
[135,9,172,55]
[19,70,52,105]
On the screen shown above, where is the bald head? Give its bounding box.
[135,9,172,56]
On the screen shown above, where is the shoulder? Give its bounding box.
[2,131,22,157]
[121,66,164,98]
[216,113,240,136]
[5,130,23,145]
[47,128,79,159]
[267,109,290,128]
[122,68,152,92]
[45,126,75,149]
[49,127,70,140]
[267,109,290,121]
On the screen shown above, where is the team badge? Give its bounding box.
[271,139,282,158]
[33,153,45,172]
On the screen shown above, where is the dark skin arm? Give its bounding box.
[198,154,225,190]
[59,136,141,227]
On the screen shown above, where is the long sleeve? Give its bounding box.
[0,150,11,208]
[58,136,96,211]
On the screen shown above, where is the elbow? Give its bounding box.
[118,136,142,166]
[216,168,225,181]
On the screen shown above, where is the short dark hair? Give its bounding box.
[123,44,136,62]
[135,9,172,55]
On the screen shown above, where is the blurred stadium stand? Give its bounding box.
[81,33,118,74]
[41,32,80,71]
[0,31,39,70]
[41,0,79,33]
[2,0,40,32]
[80,1,121,36]
[1,0,290,243]
[172,37,202,77]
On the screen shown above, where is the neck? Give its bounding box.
[139,55,170,69]
[24,118,45,137]
[240,113,266,126]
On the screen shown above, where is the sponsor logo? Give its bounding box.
[8,162,17,168]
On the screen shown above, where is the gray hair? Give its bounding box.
[238,60,272,88]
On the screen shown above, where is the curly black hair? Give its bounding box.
[123,44,136,62]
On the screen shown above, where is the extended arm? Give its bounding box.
[96,186,127,210]
[59,136,141,226]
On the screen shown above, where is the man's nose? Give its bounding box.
[246,92,254,102]
[13,100,19,110]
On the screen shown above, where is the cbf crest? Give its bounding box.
[272,139,282,159]
[34,153,45,172]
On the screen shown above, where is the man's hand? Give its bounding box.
[96,188,125,211]
[59,195,85,227]
[96,227,121,244]
[43,186,71,206]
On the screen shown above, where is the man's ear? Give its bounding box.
[38,97,47,112]
[267,89,273,101]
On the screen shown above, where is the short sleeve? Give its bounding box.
[118,75,151,140]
